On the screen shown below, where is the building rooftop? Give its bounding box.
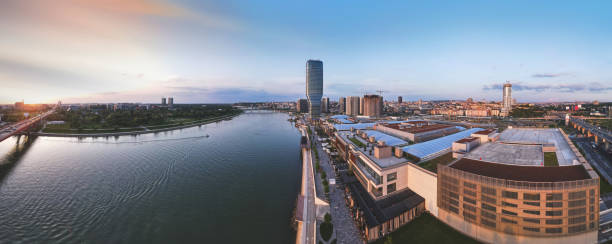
[464,142,544,166]
[449,158,592,182]
[381,123,454,134]
[362,130,408,147]
[402,128,484,160]
[455,137,479,143]
[496,128,578,165]
[473,129,496,135]
[334,123,376,131]
[347,181,424,228]
[337,131,407,168]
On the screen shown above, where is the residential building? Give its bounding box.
[346,96,360,116]
[363,95,383,117]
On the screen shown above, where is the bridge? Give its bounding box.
[0,109,56,143]
[568,116,612,152]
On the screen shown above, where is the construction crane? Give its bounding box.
[376,89,386,97]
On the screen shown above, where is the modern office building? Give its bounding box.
[398,96,403,104]
[363,95,383,117]
[346,96,360,116]
[297,99,309,113]
[306,60,323,119]
[501,81,512,116]
[321,97,330,113]
[161,97,167,105]
[339,97,346,114]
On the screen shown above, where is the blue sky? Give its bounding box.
[1,0,611,103]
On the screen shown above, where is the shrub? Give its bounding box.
[324,213,332,223]
[320,221,333,241]
[321,171,327,179]
[324,184,329,193]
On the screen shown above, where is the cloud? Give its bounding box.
[531,73,568,78]
[482,82,612,93]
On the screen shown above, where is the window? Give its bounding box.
[481,195,496,205]
[545,219,562,225]
[387,172,397,182]
[463,203,476,212]
[569,199,586,208]
[449,206,459,214]
[481,218,496,228]
[569,191,586,199]
[546,202,563,208]
[464,181,476,189]
[464,212,476,220]
[568,224,586,233]
[546,210,562,217]
[524,218,540,224]
[568,208,586,216]
[523,227,539,232]
[464,196,476,205]
[387,183,396,194]
[502,201,517,208]
[481,203,496,212]
[481,186,496,196]
[449,198,459,206]
[524,201,540,207]
[524,193,540,201]
[501,217,517,224]
[463,189,476,197]
[590,189,595,196]
[449,192,459,200]
[481,210,496,220]
[523,210,540,215]
[502,191,518,199]
[372,186,383,197]
[569,216,586,224]
[545,228,562,234]
[502,209,517,216]
[546,193,563,201]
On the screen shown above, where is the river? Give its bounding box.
[0,111,301,243]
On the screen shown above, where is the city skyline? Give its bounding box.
[2,0,612,104]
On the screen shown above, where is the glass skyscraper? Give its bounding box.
[306,60,323,119]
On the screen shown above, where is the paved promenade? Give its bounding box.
[312,131,363,244]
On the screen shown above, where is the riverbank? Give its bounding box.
[32,112,241,137]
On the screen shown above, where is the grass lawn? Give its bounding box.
[544,152,559,167]
[419,152,454,173]
[373,212,479,244]
[349,137,365,147]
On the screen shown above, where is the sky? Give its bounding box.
[0,0,611,104]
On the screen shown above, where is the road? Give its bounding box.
[297,126,316,244]
[571,117,612,143]
[0,109,56,142]
[574,138,612,185]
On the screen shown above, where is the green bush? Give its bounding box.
[324,184,329,193]
[322,179,328,186]
[320,221,333,241]
[324,213,332,222]
[321,171,327,179]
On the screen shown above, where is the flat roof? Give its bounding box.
[497,128,578,166]
[473,129,496,135]
[455,137,479,143]
[449,158,592,182]
[382,123,454,134]
[347,181,424,228]
[334,123,376,131]
[337,131,407,168]
[464,142,544,166]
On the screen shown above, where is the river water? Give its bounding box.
[0,111,301,243]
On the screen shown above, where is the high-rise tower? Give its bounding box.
[306,60,323,119]
[501,81,512,116]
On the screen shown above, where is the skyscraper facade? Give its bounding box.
[168,97,174,106]
[346,96,360,116]
[306,60,323,119]
[339,97,346,114]
[501,82,512,116]
[363,95,383,117]
[321,97,330,113]
[296,99,309,113]
[161,97,167,105]
[398,96,402,104]
[360,97,364,115]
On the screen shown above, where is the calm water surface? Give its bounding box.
[0,111,301,243]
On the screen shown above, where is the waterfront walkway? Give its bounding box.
[312,131,363,244]
[296,127,317,244]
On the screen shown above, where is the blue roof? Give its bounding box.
[362,130,408,146]
[331,115,350,119]
[402,128,484,159]
[334,123,376,131]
